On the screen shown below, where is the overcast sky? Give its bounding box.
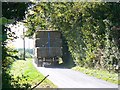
[8,22,34,49]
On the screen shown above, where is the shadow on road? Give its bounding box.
[43,62,75,69]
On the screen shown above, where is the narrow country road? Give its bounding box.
[33,62,118,88]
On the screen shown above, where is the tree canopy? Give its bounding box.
[25,2,120,72]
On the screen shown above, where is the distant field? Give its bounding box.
[72,66,118,84]
[10,58,57,88]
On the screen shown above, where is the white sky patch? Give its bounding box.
[8,22,34,49]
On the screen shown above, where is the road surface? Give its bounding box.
[33,62,118,88]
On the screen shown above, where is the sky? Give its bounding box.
[8,22,34,49]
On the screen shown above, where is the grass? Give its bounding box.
[72,66,118,84]
[10,58,57,88]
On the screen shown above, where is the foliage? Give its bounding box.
[2,70,31,89]
[2,2,29,21]
[25,2,120,72]
[2,46,18,70]
[17,48,33,59]
[17,48,33,55]
[2,2,31,89]
[2,2,30,70]
[0,17,14,25]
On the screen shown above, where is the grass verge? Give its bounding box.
[10,58,57,88]
[72,66,118,84]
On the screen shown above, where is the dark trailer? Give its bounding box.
[33,30,62,67]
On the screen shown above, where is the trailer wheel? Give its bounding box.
[37,58,39,67]
[40,58,43,67]
[54,57,59,65]
[54,61,59,65]
[40,61,43,67]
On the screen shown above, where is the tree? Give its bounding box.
[2,2,31,88]
[25,2,120,72]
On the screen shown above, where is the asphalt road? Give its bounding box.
[33,62,118,88]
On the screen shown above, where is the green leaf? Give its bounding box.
[0,17,14,25]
